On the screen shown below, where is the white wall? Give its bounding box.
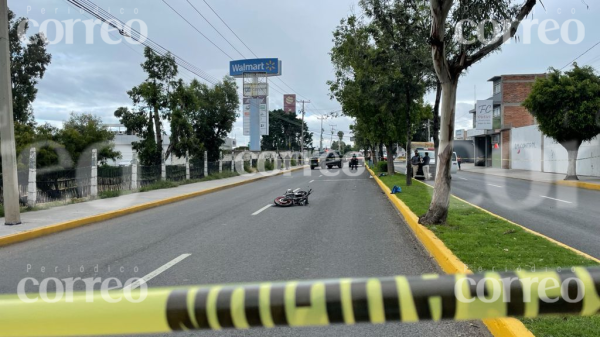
[511,125,542,171]
[543,137,600,177]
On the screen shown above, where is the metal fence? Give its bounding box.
[0,157,289,205]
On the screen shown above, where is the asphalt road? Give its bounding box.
[394,162,600,259]
[0,166,488,337]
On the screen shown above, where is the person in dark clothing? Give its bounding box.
[423,152,431,180]
[410,151,421,178]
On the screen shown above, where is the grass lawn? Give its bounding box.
[375,171,599,336]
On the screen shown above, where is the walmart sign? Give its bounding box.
[230,58,281,77]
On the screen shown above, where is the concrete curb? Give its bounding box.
[0,166,307,248]
[462,169,600,192]
[366,167,534,337]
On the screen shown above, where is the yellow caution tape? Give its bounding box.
[0,267,598,336]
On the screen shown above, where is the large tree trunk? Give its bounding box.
[561,140,582,181]
[433,80,442,174]
[419,80,458,225]
[387,141,395,175]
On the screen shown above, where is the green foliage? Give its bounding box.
[59,113,121,166]
[243,161,252,173]
[291,159,297,166]
[264,159,274,171]
[187,77,239,162]
[523,65,600,144]
[117,47,178,166]
[99,190,122,199]
[139,180,178,192]
[9,9,52,125]
[329,0,432,156]
[261,109,312,151]
[378,174,599,336]
[376,161,388,173]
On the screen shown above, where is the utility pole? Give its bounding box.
[317,115,328,152]
[298,100,310,160]
[0,0,21,226]
[329,125,337,151]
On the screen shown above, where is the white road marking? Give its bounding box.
[541,196,572,204]
[487,184,503,188]
[309,180,315,183]
[321,179,368,182]
[457,177,468,180]
[252,204,273,216]
[124,254,191,290]
[319,175,323,178]
[293,188,300,192]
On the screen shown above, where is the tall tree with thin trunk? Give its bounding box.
[420,0,538,225]
[523,65,600,181]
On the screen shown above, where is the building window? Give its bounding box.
[493,106,501,117]
[494,81,501,94]
[492,134,500,144]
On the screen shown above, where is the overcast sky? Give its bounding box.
[9,0,600,149]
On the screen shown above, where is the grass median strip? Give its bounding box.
[377,172,599,337]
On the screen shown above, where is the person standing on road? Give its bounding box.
[423,152,431,180]
[457,155,462,171]
[410,151,421,178]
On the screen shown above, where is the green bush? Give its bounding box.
[291,159,297,166]
[376,161,388,173]
[243,161,252,173]
[264,159,274,171]
[99,190,122,199]
[140,180,177,192]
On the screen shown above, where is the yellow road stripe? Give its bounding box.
[340,279,355,324]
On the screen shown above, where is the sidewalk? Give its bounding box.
[460,163,600,190]
[0,167,305,243]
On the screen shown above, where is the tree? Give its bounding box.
[58,113,121,166]
[9,9,52,125]
[262,109,312,152]
[523,65,600,181]
[337,131,344,152]
[126,47,178,165]
[420,0,539,225]
[114,106,158,166]
[329,0,433,176]
[189,77,239,162]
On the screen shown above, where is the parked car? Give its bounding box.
[310,151,343,170]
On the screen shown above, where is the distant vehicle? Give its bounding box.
[311,151,343,170]
[344,152,365,167]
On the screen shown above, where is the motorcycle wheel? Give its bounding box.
[274,196,293,207]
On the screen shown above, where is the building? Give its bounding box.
[469,73,546,168]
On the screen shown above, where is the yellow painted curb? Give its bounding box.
[412,179,600,265]
[366,167,534,337]
[0,167,307,248]
[556,180,600,191]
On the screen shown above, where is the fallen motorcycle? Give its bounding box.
[274,189,312,207]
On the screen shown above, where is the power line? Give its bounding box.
[561,40,600,70]
[201,0,259,58]
[70,0,219,85]
[162,0,235,60]
[184,0,247,59]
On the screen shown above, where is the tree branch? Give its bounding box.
[462,0,537,70]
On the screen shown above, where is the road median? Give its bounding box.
[0,166,307,248]
[366,166,599,337]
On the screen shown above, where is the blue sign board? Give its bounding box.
[230,58,280,77]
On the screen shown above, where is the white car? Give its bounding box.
[412,150,459,175]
